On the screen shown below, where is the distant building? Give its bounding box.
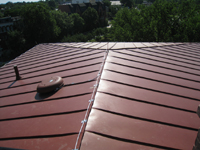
[71,0,96,4]
[0,17,13,33]
[59,1,106,23]
[110,1,121,6]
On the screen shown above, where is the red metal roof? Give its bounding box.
[0,43,105,150]
[0,42,200,150]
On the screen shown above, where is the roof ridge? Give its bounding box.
[52,42,185,50]
[73,48,109,150]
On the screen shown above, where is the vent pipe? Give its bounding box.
[14,65,21,80]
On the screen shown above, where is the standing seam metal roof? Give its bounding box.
[0,42,200,150]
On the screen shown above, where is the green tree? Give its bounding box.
[4,8,21,17]
[109,5,121,18]
[147,0,155,3]
[48,0,56,9]
[0,30,26,61]
[82,7,99,31]
[111,7,140,41]
[120,0,134,8]
[7,30,25,52]
[103,0,111,7]
[111,0,200,42]
[51,10,73,40]
[177,0,200,41]
[21,3,60,45]
[71,13,85,33]
[5,2,14,8]
[4,2,26,17]
[0,12,3,18]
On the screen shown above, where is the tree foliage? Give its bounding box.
[71,13,85,34]
[82,7,99,31]
[135,0,143,4]
[3,2,26,17]
[120,0,135,8]
[147,0,156,2]
[103,0,111,7]
[21,3,60,45]
[7,30,25,51]
[48,0,56,9]
[0,12,3,18]
[61,27,108,42]
[2,0,200,63]
[111,0,200,42]
[0,30,25,61]
[51,10,73,40]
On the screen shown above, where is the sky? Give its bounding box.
[1,0,40,4]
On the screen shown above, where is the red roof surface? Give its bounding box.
[0,42,200,150]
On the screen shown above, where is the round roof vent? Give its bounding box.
[37,76,64,94]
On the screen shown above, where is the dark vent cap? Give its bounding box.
[37,76,64,94]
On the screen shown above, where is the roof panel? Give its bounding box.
[124,42,136,48]
[85,109,196,150]
[72,42,90,48]
[93,92,200,129]
[155,46,200,58]
[0,111,85,139]
[4,46,80,67]
[0,94,90,120]
[133,42,146,48]
[143,48,200,68]
[0,52,102,82]
[4,49,94,69]
[113,50,200,74]
[0,135,77,150]
[0,71,97,98]
[104,62,200,90]
[0,43,106,149]
[17,45,75,58]
[0,57,102,84]
[0,64,100,89]
[0,81,95,107]
[81,132,163,150]
[108,52,200,82]
[1,42,199,150]
[81,42,100,48]
[81,43,200,150]
[89,42,107,49]
[140,47,200,64]
[18,50,103,73]
[97,80,199,112]
[111,42,125,49]
[99,42,116,49]
[102,70,199,99]
[172,44,200,54]
[141,42,157,47]
[148,42,165,47]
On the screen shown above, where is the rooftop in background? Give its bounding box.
[110,1,121,6]
[59,2,106,20]
[0,42,200,150]
[61,0,102,5]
